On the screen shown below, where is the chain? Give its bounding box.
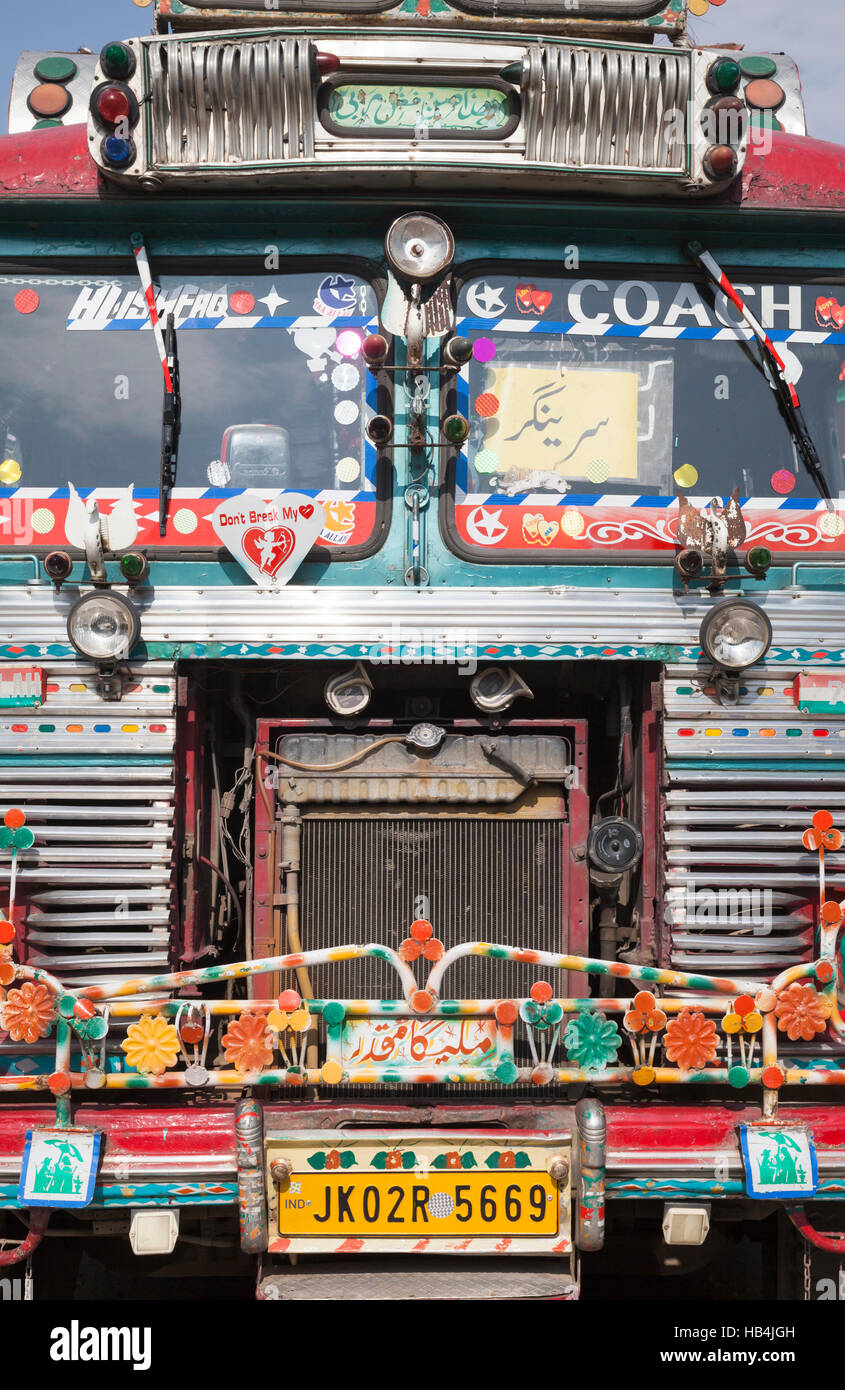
[24,1252,33,1302]
[803,1243,812,1301]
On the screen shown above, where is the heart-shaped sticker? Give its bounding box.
[531,289,552,314]
[210,491,326,587]
[515,282,535,313]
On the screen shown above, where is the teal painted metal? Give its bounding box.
[1,203,844,597]
[0,1181,237,1210]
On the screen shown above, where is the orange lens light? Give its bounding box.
[28,82,71,118]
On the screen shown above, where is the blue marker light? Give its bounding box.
[102,135,134,168]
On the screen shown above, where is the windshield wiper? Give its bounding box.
[159,314,181,536]
[686,240,834,509]
[130,232,182,535]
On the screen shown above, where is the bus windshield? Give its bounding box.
[454,271,845,505]
[0,267,378,497]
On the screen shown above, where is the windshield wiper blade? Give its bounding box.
[130,232,181,535]
[159,314,181,537]
[686,240,834,509]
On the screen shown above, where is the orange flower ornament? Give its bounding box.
[664,1009,718,1071]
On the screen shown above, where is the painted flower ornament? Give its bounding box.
[623,990,667,1036]
[664,1009,718,1070]
[520,980,563,1031]
[1,980,54,1043]
[564,1010,621,1070]
[774,983,829,1042]
[398,917,444,963]
[121,1014,180,1075]
[803,810,843,854]
[222,1011,274,1072]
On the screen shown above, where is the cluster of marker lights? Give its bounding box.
[89,42,139,170]
[702,57,749,182]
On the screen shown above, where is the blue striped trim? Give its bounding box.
[457,317,845,345]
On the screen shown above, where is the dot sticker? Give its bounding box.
[474,449,500,474]
[172,508,198,534]
[336,457,360,483]
[474,392,500,418]
[561,508,585,537]
[586,458,610,484]
[229,291,255,316]
[770,469,795,494]
[472,337,496,364]
[331,363,359,392]
[30,508,56,534]
[674,464,698,488]
[14,289,39,315]
[0,459,21,485]
[335,329,362,359]
[334,400,359,426]
[427,1192,455,1219]
[820,512,845,538]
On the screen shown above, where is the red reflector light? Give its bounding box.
[95,85,132,125]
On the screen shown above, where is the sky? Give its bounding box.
[1,0,841,143]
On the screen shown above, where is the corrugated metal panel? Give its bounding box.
[663,664,838,982]
[147,34,315,167]
[525,42,688,172]
[0,663,177,987]
[3,585,845,653]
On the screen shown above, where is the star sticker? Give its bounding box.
[258,286,289,316]
[466,506,507,545]
[466,282,506,318]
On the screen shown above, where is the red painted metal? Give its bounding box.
[0,1208,49,1266]
[175,676,207,967]
[567,720,590,998]
[252,717,277,1001]
[1,1103,844,1161]
[0,126,98,199]
[0,125,844,213]
[739,132,845,212]
[787,1206,845,1253]
[638,675,662,966]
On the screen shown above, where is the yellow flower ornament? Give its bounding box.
[122,1014,180,1074]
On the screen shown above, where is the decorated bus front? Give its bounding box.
[1,0,845,1300]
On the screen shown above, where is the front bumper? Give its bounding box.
[3,1101,845,1213]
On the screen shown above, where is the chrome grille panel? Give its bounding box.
[91,32,728,192]
[0,663,176,987]
[663,665,843,982]
[146,34,316,166]
[524,42,689,172]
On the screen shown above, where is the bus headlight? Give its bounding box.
[699,599,772,671]
[67,591,140,661]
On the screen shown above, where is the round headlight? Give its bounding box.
[384,213,455,282]
[699,599,772,671]
[67,592,140,661]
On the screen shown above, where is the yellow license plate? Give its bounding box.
[277,1171,558,1238]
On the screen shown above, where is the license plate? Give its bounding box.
[277,1171,558,1237]
[266,1130,571,1253]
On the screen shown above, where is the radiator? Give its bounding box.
[299,815,565,1001]
[0,663,176,989]
[663,665,844,982]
